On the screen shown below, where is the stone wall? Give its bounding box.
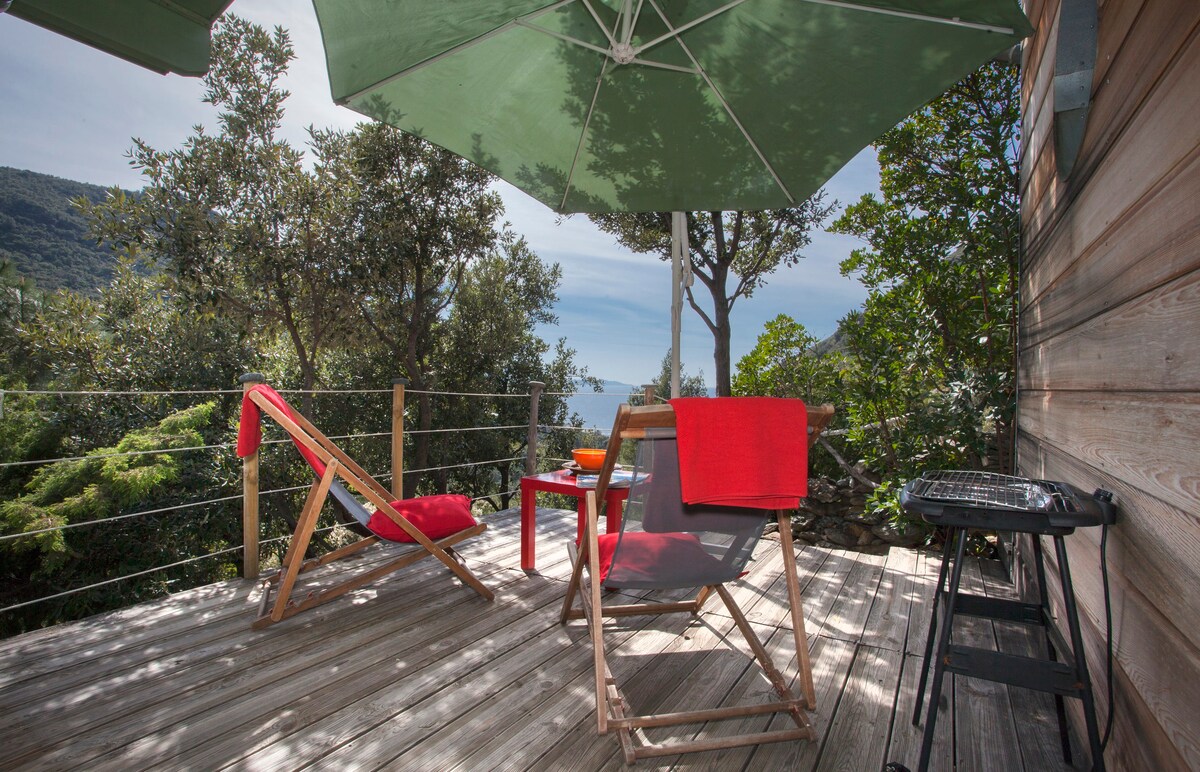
[784,474,924,550]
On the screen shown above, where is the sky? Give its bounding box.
[0,0,877,387]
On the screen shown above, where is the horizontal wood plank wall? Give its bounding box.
[1018,1,1200,770]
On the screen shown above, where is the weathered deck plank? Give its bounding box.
[953,558,1024,772]
[977,557,1077,771]
[0,508,1073,771]
[813,643,904,772]
[862,546,919,653]
[887,653,953,772]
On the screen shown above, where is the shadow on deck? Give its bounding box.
[0,508,1082,770]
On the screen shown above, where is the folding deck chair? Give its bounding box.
[560,398,834,764]
[237,383,494,629]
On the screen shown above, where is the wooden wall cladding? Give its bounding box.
[1018,0,1200,769]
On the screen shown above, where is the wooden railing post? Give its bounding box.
[642,383,657,405]
[391,378,408,499]
[527,381,545,475]
[240,372,265,579]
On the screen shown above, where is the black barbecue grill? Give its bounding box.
[900,470,1116,772]
[900,469,1116,533]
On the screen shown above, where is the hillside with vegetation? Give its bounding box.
[0,166,126,293]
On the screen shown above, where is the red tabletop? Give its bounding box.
[520,469,627,571]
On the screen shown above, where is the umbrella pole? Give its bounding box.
[670,211,687,399]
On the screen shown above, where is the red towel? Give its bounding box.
[669,397,807,510]
[236,384,326,475]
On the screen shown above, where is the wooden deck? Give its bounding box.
[0,508,1082,771]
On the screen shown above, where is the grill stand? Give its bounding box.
[912,526,1105,772]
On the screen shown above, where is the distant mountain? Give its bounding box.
[565,378,720,431]
[813,326,849,356]
[0,167,127,293]
[565,379,643,430]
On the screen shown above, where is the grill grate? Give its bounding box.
[906,470,1078,513]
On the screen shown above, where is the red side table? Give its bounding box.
[519,469,628,571]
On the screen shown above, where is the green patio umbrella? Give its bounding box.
[311,0,1031,393]
[2,0,233,76]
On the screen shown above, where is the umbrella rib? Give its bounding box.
[517,9,694,71]
[580,0,618,47]
[627,0,646,45]
[629,57,697,74]
[515,20,611,57]
[796,0,1017,35]
[561,58,609,212]
[337,0,575,105]
[633,0,749,58]
[618,0,633,43]
[153,0,216,27]
[633,0,1015,60]
[646,0,795,205]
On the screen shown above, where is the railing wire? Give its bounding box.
[0,383,580,619]
[0,544,243,614]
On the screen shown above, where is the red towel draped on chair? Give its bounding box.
[669,396,808,509]
[237,384,326,473]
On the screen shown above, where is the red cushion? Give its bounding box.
[596,531,738,588]
[367,494,477,543]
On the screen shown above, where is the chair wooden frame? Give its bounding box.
[559,401,835,763]
[245,388,494,629]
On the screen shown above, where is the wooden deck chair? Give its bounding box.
[237,383,494,628]
[559,398,834,764]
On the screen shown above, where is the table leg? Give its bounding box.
[604,493,623,534]
[520,485,536,571]
[576,498,588,545]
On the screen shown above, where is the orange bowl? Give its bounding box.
[572,448,606,471]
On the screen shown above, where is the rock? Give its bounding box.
[809,478,838,503]
[872,520,924,547]
[853,461,882,485]
[823,526,860,548]
[815,516,844,532]
[777,470,908,553]
[846,510,883,527]
[790,515,817,538]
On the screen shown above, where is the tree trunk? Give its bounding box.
[298,359,318,417]
[713,303,732,396]
[406,387,432,498]
[704,257,733,396]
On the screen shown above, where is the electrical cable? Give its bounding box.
[1100,522,1115,750]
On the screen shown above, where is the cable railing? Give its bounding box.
[0,545,246,614]
[0,376,632,626]
[1,377,853,628]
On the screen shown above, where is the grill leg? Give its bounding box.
[1032,536,1072,765]
[916,527,968,772]
[913,534,955,725]
[1054,535,1106,772]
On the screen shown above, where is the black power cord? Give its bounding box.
[1099,521,1115,750]
[1089,487,1117,765]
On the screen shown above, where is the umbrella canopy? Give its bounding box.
[312,0,1030,395]
[2,0,233,76]
[313,0,1029,214]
